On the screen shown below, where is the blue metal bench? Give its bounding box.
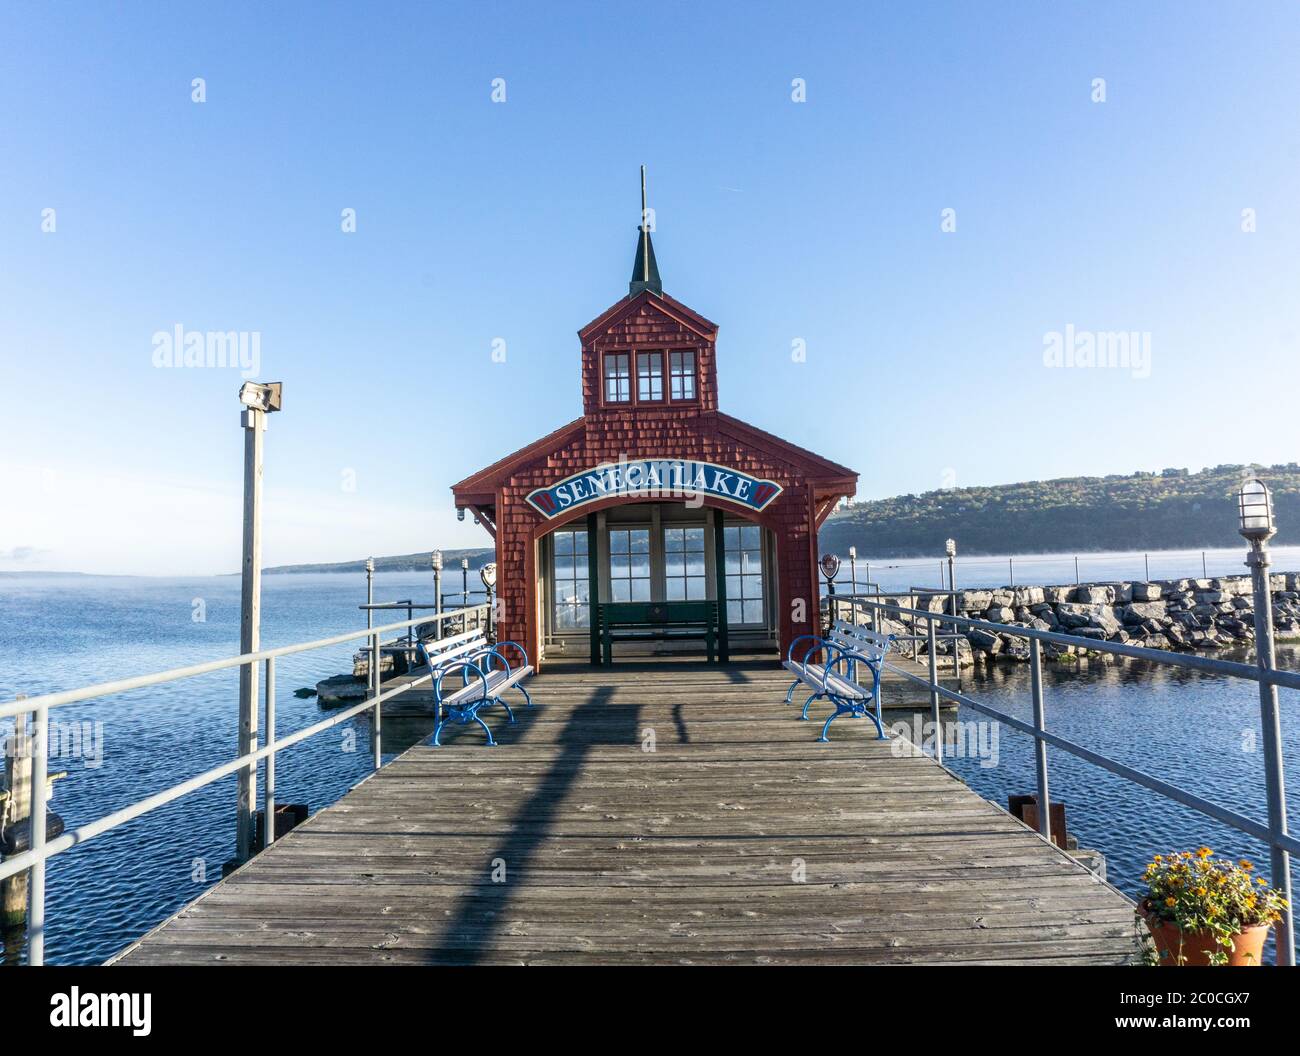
[783,621,893,742]
[415,630,534,746]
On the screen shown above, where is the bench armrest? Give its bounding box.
[468,646,518,677]
[433,659,490,706]
[493,640,531,670]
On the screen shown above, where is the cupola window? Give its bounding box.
[670,350,696,401]
[604,352,631,403]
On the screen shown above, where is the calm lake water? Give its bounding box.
[1,556,1297,964]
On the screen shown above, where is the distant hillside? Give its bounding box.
[263,548,494,575]
[262,464,1300,573]
[818,464,1300,558]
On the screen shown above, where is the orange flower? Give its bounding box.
[1197,846,1213,859]
[1164,897,1177,907]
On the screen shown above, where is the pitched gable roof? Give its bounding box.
[578,289,718,343]
[450,417,586,500]
[717,412,857,488]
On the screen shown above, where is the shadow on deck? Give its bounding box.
[113,660,1141,965]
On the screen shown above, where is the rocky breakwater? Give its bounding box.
[897,573,1300,665]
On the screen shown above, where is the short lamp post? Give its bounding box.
[431,549,444,624]
[945,537,957,607]
[236,381,281,863]
[461,557,470,607]
[847,545,858,597]
[1238,477,1294,966]
[364,558,375,631]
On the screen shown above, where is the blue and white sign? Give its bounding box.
[526,459,783,519]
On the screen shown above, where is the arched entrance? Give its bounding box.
[534,498,779,663]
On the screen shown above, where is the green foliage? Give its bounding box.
[1141,849,1287,964]
[819,464,1300,557]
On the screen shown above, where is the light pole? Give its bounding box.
[431,550,443,638]
[236,381,281,863]
[1238,477,1293,966]
[364,557,375,630]
[461,557,470,607]
[847,545,858,597]
[945,538,957,605]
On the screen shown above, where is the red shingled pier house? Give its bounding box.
[451,203,858,670]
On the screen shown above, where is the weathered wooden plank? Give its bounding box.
[112,659,1139,966]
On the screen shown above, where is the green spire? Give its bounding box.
[629,165,663,297]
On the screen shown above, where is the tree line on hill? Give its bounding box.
[817,464,1300,558]
[261,464,1300,573]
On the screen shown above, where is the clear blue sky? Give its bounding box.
[3,1,1298,574]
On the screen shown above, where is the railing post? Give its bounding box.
[263,657,276,848]
[1246,543,1294,966]
[370,631,382,769]
[433,560,443,641]
[927,616,942,764]
[1029,637,1051,843]
[236,402,266,864]
[27,705,48,966]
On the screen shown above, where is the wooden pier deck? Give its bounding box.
[114,659,1141,966]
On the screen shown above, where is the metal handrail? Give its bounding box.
[0,602,490,965]
[834,593,1300,691]
[831,594,1296,966]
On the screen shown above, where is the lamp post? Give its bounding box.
[1238,477,1293,966]
[461,557,470,607]
[847,545,858,597]
[431,550,443,639]
[364,558,375,631]
[945,538,957,603]
[235,381,281,863]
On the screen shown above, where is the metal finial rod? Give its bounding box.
[640,165,649,282]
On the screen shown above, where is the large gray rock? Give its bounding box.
[1044,586,1074,604]
[1120,601,1168,624]
[958,590,993,612]
[985,606,1016,623]
[1056,601,1110,628]
[968,628,1002,653]
[1132,581,1163,601]
[1013,586,1046,607]
[316,674,368,708]
[1000,636,1031,660]
[1073,584,1115,605]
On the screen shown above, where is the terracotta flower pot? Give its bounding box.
[1141,905,1270,966]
